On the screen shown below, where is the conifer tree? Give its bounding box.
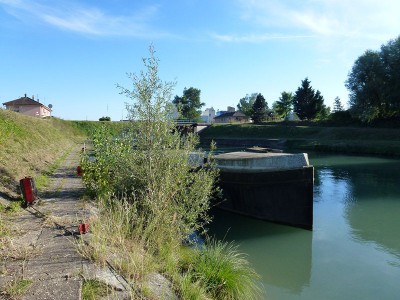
[333,96,344,112]
[251,93,267,124]
[293,78,325,120]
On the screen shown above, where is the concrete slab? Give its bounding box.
[215,151,310,171]
[21,277,81,300]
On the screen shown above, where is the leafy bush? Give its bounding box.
[98,116,111,121]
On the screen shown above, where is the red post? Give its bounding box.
[19,177,37,205]
[76,166,82,177]
[78,223,89,234]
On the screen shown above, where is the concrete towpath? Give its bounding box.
[0,144,129,300]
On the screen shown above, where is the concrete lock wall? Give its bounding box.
[215,152,310,171]
[214,152,314,230]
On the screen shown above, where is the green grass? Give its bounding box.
[78,197,262,300]
[179,273,210,300]
[4,279,33,296]
[82,279,111,300]
[1,200,23,213]
[201,123,400,140]
[200,123,400,156]
[35,147,72,191]
[186,240,262,300]
[0,213,9,237]
[70,120,127,136]
[0,110,87,198]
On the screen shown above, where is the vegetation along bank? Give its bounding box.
[199,123,400,157]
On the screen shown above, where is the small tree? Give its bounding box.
[173,87,205,121]
[84,46,218,249]
[237,93,257,117]
[275,91,293,118]
[80,46,261,299]
[251,93,268,124]
[332,97,344,113]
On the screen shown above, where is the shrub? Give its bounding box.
[98,116,111,121]
[187,239,262,300]
[81,45,219,250]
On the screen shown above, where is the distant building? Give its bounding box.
[213,107,249,124]
[2,94,52,118]
[216,110,227,117]
[201,107,215,124]
[285,112,300,121]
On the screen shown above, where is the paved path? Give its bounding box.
[0,145,129,300]
[22,146,89,300]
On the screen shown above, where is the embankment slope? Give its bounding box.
[0,110,85,198]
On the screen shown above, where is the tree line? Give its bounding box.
[172,77,338,124]
[237,35,400,125]
[237,77,333,124]
[167,35,400,125]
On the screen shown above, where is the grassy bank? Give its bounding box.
[0,110,87,199]
[70,120,127,136]
[200,123,400,156]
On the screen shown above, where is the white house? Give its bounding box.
[201,107,216,124]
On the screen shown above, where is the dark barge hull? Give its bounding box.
[217,166,314,230]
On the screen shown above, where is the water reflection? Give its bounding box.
[209,209,312,294]
[312,154,400,258]
[209,153,400,299]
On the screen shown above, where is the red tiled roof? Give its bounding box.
[2,96,52,111]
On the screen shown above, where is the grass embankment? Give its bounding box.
[0,110,126,199]
[70,120,127,137]
[0,110,88,199]
[200,123,400,156]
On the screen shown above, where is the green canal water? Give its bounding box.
[208,153,400,299]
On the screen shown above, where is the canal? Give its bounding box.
[208,153,400,299]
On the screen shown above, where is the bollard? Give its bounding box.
[76,166,82,177]
[78,223,89,234]
[19,177,37,205]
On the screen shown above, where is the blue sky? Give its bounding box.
[1,0,399,121]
